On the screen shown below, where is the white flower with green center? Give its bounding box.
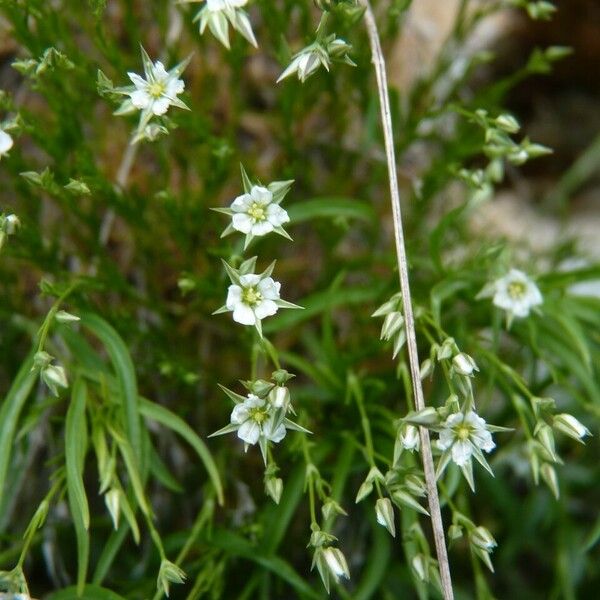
[0,127,14,158]
[127,59,185,116]
[115,48,190,137]
[488,269,542,320]
[213,166,294,249]
[226,273,280,326]
[230,394,286,445]
[188,0,257,49]
[214,257,302,336]
[231,185,290,237]
[437,411,495,468]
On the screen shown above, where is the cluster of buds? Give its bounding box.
[528,395,591,499]
[278,35,355,84]
[0,212,20,251]
[157,559,186,597]
[372,293,406,359]
[209,370,309,464]
[33,351,68,397]
[309,526,350,594]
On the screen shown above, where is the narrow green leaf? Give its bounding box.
[46,584,128,600]
[287,197,376,225]
[80,313,142,465]
[139,398,224,506]
[66,378,90,595]
[0,353,37,516]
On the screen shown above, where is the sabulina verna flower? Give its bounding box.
[34,351,69,396]
[0,126,14,159]
[437,410,496,490]
[209,382,310,462]
[213,257,302,336]
[478,268,542,323]
[400,424,420,452]
[212,165,293,249]
[115,47,189,135]
[0,213,20,251]
[186,0,257,49]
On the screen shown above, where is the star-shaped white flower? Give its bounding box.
[212,166,294,249]
[230,393,286,445]
[188,0,257,49]
[0,127,14,158]
[478,269,542,324]
[226,273,281,326]
[115,47,190,139]
[213,257,302,336]
[438,411,495,466]
[437,411,496,490]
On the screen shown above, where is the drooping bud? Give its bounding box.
[375,497,396,537]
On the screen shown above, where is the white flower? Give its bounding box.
[230,394,286,445]
[127,60,185,116]
[231,185,290,236]
[488,269,543,320]
[193,0,257,49]
[0,127,14,158]
[400,424,420,452]
[226,273,281,326]
[437,411,495,467]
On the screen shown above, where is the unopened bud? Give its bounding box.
[452,353,478,377]
[552,413,591,443]
[375,497,396,537]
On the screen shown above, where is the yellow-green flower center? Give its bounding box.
[507,281,526,300]
[456,425,472,441]
[248,202,266,222]
[242,286,262,307]
[148,81,166,99]
[249,407,268,423]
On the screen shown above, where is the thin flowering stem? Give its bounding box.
[360,3,454,598]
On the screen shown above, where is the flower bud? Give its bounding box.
[41,364,68,396]
[33,350,53,369]
[105,489,120,530]
[495,114,520,134]
[265,476,283,504]
[404,474,427,497]
[452,353,478,377]
[470,526,496,552]
[534,422,558,462]
[375,497,396,537]
[4,214,20,234]
[269,385,290,409]
[412,554,428,582]
[157,559,186,597]
[327,38,352,59]
[322,547,350,581]
[381,311,404,341]
[322,498,347,520]
[419,359,433,380]
[355,480,373,503]
[404,407,439,426]
[552,413,591,443]
[399,425,420,452]
[540,462,560,499]
[55,310,80,323]
[448,524,463,540]
[271,368,295,385]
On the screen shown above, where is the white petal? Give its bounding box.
[232,304,256,325]
[152,61,169,81]
[251,185,272,204]
[257,277,280,299]
[130,89,151,109]
[251,220,274,236]
[226,285,242,309]
[231,404,249,424]
[451,440,473,466]
[166,77,185,97]
[232,213,253,234]
[239,274,261,287]
[245,394,264,408]
[437,429,454,450]
[264,416,286,443]
[128,72,147,90]
[254,299,278,320]
[231,193,252,212]
[151,97,170,115]
[267,204,290,226]
[0,130,13,154]
[238,420,260,445]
